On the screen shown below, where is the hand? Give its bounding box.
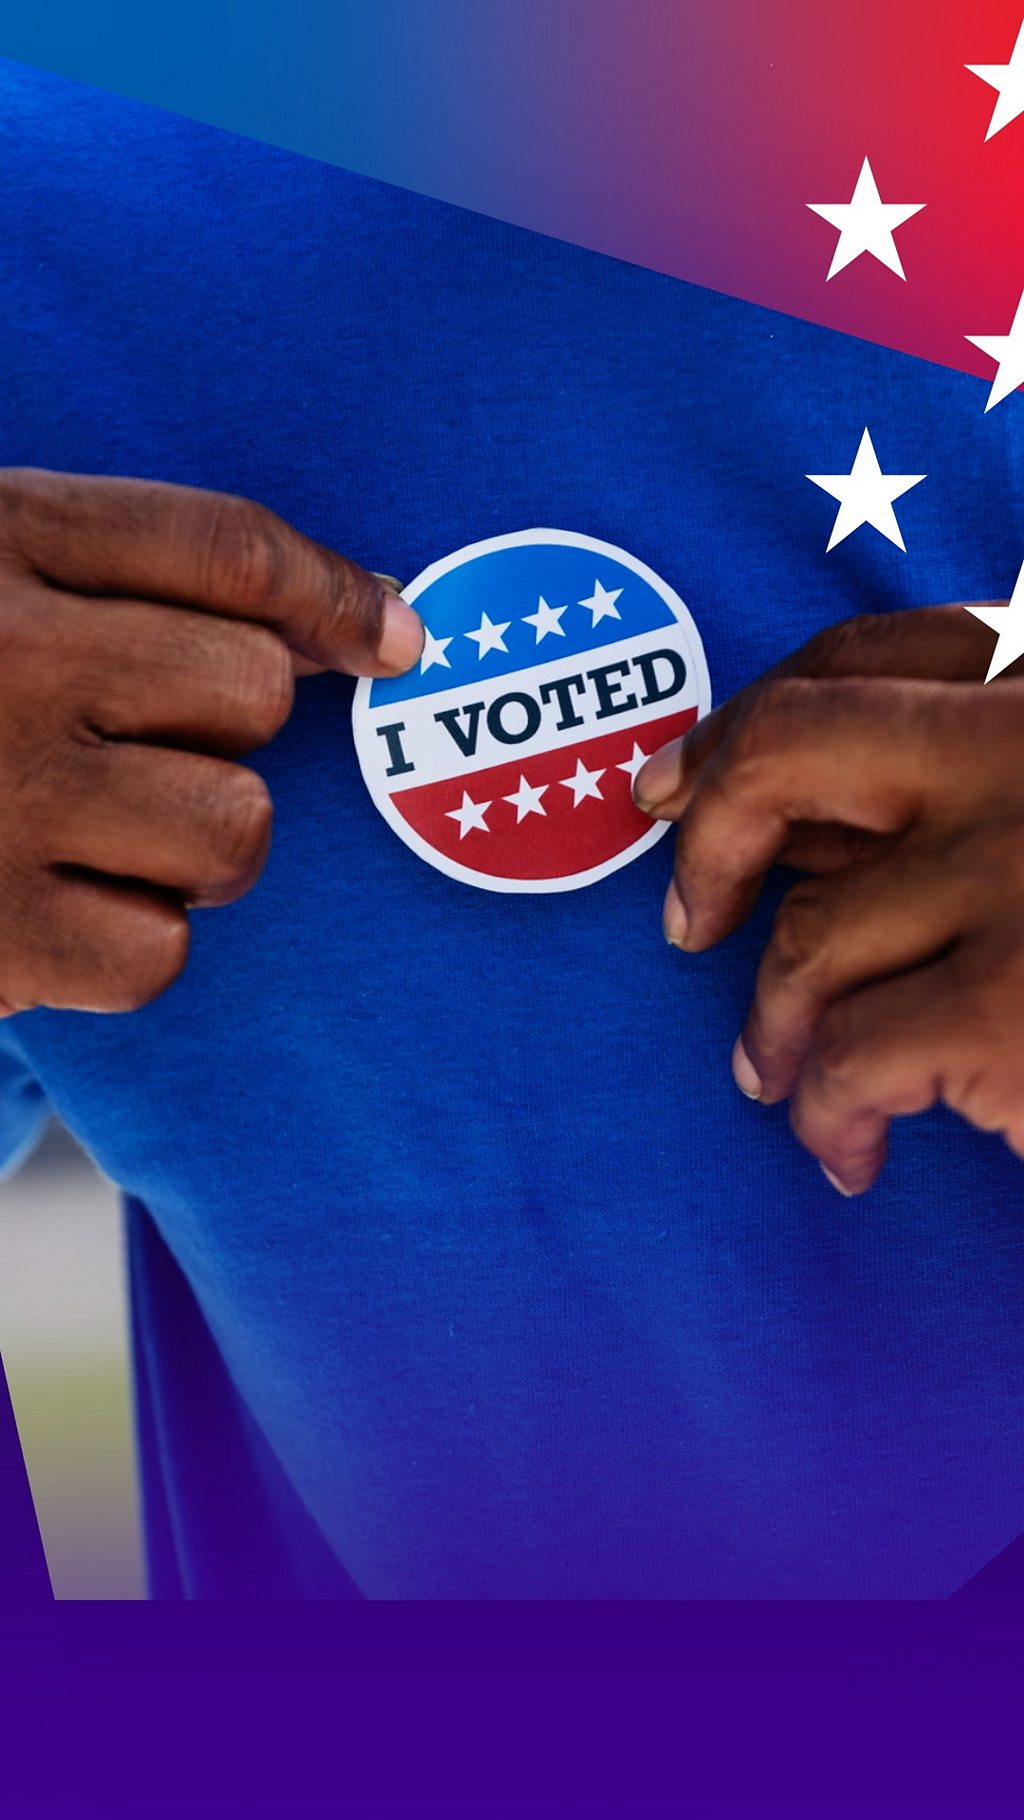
[633,603,1024,1195]
[0,468,422,1014]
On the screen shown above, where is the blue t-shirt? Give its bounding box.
[1,57,1023,1598]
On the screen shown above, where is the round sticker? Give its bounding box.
[352,529,711,894]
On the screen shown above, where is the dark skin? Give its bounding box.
[634,605,1024,1195]
[0,468,422,1015]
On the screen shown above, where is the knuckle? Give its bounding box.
[0,575,44,668]
[200,495,287,615]
[0,466,39,513]
[228,626,294,742]
[809,1008,860,1097]
[0,468,27,521]
[769,882,828,983]
[205,768,273,877]
[728,675,805,764]
[120,911,190,1010]
[0,468,48,563]
[796,614,884,676]
[830,674,884,719]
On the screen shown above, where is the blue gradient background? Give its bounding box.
[0,0,559,185]
[0,0,1021,383]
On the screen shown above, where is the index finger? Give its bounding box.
[633,604,1003,823]
[662,676,954,951]
[0,469,423,677]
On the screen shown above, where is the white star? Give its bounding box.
[503,775,548,823]
[464,611,511,659]
[616,742,649,785]
[967,19,1024,141]
[445,791,492,839]
[806,157,925,280]
[522,595,568,642]
[419,625,453,674]
[559,758,605,806]
[806,428,925,552]
[965,558,1024,681]
[578,579,623,625]
[965,287,1024,413]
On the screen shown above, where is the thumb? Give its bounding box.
[291,571,413,678]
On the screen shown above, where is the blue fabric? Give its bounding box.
[1,57,1023,1598]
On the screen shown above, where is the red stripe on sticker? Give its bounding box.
[390,708,696,880]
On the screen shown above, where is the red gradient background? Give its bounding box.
[513,1,1024,384]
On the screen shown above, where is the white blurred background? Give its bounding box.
[0,1123,143,1599]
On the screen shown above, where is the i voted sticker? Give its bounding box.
[352,529,711,894]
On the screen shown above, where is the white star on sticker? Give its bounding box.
[806,157,925,280]
[522,595,568,642]
[967,19,1024,141]
[559,758,605,806]
[965,558,1024,681]
[419,625,453,674]
[503,775,548,823]
[578,579,623,625]
[616,742,649,785]
[965,286,1024,413]
[806,428,925,552]
[464,611,511,659]
[445,791,492,839]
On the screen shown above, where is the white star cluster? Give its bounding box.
[418,581,630,674]
[801,48,1024,677]
[440,742,658,841]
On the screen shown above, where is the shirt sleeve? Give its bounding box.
[0,1028,49,1180]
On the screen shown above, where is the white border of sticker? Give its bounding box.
[352,528,712,895]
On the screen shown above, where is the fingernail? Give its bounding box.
[820,1162,856,1198]
[731,1037,762,1100]
[378,593,425,674]
[372,571,404,594]
[662,879,689,948]
[633,738,684,814]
